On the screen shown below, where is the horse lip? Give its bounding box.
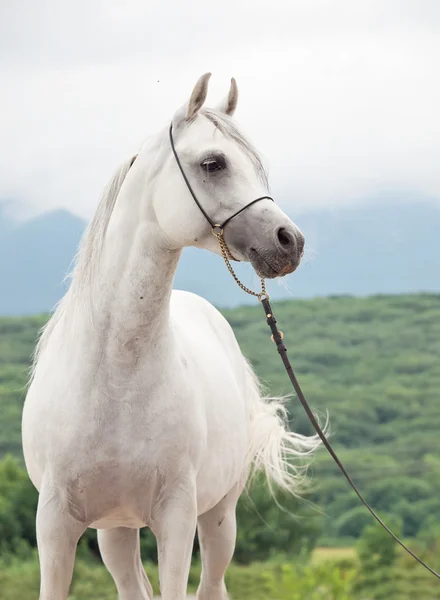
[249,248,280,277]
[279,262,297,276]
[250,248,299,277]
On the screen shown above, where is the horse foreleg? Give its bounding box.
[36,484,86,600]
[152,479,197,600]
[196,488,239,600]
[98,527,154,600]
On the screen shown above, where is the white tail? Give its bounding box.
[244,360,325,496]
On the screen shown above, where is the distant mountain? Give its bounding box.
[0,208,84,315]
[0,202,15,237]
[0,197,439,314]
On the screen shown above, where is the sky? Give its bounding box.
[1,0,439,220]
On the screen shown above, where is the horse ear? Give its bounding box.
[172,72,212,128]
[217,78,238,116]
[187,72,212,120]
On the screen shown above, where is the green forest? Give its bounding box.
[1,293,440,598]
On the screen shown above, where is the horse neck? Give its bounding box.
[72,147,181,358]
[104,226,180,352]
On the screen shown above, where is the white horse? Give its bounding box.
[22,73,320,600]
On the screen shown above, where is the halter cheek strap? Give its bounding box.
[169,124,216,228]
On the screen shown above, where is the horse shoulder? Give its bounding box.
[170,289,240,349]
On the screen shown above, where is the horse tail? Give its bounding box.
[244,359,325,496]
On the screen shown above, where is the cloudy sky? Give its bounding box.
[1,0,439,220]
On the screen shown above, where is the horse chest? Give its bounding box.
[51,392,204,526]
[72,385,202,466]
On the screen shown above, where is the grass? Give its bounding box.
[311,547,357,564]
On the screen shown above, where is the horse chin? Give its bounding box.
[248,249,281,279]
[248,248,299,279]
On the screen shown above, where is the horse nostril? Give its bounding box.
[277,227,293,248]
[276,227,305,261]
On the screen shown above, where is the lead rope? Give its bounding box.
[214,228,440,580]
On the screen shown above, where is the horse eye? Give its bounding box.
[201,156,226,173]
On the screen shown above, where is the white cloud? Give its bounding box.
[1,0,439,219]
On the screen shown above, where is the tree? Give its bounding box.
[0,455,38,555]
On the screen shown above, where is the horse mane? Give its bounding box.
[30,155,137,378]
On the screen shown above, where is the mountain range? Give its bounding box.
[1,194,439,315]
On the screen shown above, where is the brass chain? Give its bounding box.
[213,227,268,301]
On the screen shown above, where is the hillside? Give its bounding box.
[1,197,440,313]
[1,293,439,544]
[224,293,440,542]
[0,207,84,314]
